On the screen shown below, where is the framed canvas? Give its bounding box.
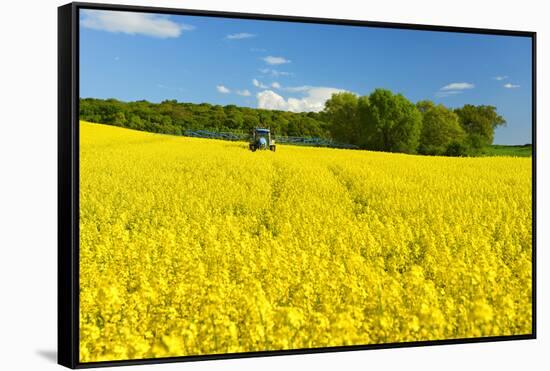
[58,2,536,368]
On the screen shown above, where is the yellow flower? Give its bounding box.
[79,121,532,362]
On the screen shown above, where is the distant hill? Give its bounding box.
[79,98,330,139]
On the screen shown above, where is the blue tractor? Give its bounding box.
[249,128,276,152]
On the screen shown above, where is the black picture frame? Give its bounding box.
[58,2,537,368]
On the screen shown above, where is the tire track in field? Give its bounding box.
[327,164,370,216]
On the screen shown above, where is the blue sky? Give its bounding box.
[79,9,533,145]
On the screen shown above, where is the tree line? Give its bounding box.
[323,89,506,156]
[80,98,330,138]
[80,90,506,156]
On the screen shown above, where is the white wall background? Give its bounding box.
[0,0,546,369]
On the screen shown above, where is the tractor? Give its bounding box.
[249,128,276,152]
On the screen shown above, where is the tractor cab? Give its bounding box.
[249,128,276,152]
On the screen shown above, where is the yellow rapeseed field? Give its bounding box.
[79,121,532,362]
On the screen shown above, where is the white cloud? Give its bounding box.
[494,75,508,81]
[440,82,475,91]
[81,10,194,38]
[263,56,291,65]
[216,85,231,94]
[503,83,520,89]
[236,89,251,96]
[252,78,268,89]
[257,90,289,111]
[257,86,347,113]
[271,82,281,89]
[259,68,292,77]
[435,90,463,98]
[216,85,251,95]
[226,32,255,40]
[436,82,474,98]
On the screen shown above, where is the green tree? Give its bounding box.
[454,104,506,150]
[223,106,244,130]
[242,110,260,131]
[418,104,465,155]
[323,92,362,145]
[112,111,127,127]
[363,89,422,153]
[127,114,144,130]
[416,100,435,114]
